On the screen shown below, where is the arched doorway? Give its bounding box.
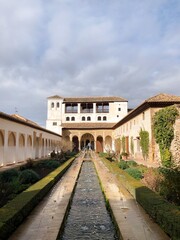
[105,135,112,152]
[72,136,79,152]
[81,133,94,150]
[96,136,103,152]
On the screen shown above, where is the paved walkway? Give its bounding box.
[92,152,169,240]
[8,152,169,240]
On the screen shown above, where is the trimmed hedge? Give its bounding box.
[0,157,75,239]
[100,156,180,240]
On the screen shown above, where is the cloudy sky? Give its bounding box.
[0,0,180,126]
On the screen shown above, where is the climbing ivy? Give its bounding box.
[153,105,179,167]
[130,136,134,154]
[139,128,149,161]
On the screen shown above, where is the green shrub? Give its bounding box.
[34,160,60,169]
[99,152,108,158]
[0,169,19,183]
[19,170,40,184]
[159,167,180,205]
[124,168,143,180]
[46,160,60,169]
[127,160,138,167]
[20,159,34,171]
[118,160,129,170]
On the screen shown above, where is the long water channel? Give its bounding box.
[59,155,118,240]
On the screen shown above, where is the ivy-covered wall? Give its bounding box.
[171,105,180,167]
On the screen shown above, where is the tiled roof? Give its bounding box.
[63,96,127,103]
[146,93,180,102]
[47,95,63,99]
[0,112,61,137]
[62,122,115,129]
[47,95,127,102]
[11,114,39,126]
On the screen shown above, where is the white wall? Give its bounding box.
[0,117,61,167]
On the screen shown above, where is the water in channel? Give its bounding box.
[59,158,118,240]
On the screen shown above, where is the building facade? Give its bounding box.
[46,95,128,151]
[45,93,180,167]
[0,113,61,167]
[113,94,180,166]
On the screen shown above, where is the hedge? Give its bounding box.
[100,157,180,240]
[0,157,75,240]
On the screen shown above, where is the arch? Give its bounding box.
[87,116,91,121]
[27,135,32,147]
[0,131,4,166]
[105,135,112,152]
[96,136,103,152]
[57,102,60,108]
[66,117,70,121]
[82,116,85,121]
[72,135,79,152]
[7,132,16,164]
[103,116,107,121]
[18,134,25,162]
[19,134,25,147]
[41,138,45,158]
[97,116,101,121]
[8,132,16,146]
[0,131,4,146]
[51,102,54,108]
[81,133,94,150]
[26,135,33,159]
[71,116,75,121]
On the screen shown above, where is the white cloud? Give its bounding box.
[0,0,180,125]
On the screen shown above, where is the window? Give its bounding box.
[82,116,85,121]
[53,122,57,126]
[81,103,93,113]
[57,102,60,108]
[118,107,121,111]
[97,116,101,121]
[87,116,91,121]
[117,115,119,117]
[103,116,107,121]
[51,102,54,108]
[65,103,78,113]
[66,117,70,121]
[71,117,75,121]
[96,102,109,113]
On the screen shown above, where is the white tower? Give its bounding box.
[46,95,63,135]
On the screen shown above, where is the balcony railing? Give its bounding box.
[80,109,93,113]
[96,109,109,113]
[65,109,78,113]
